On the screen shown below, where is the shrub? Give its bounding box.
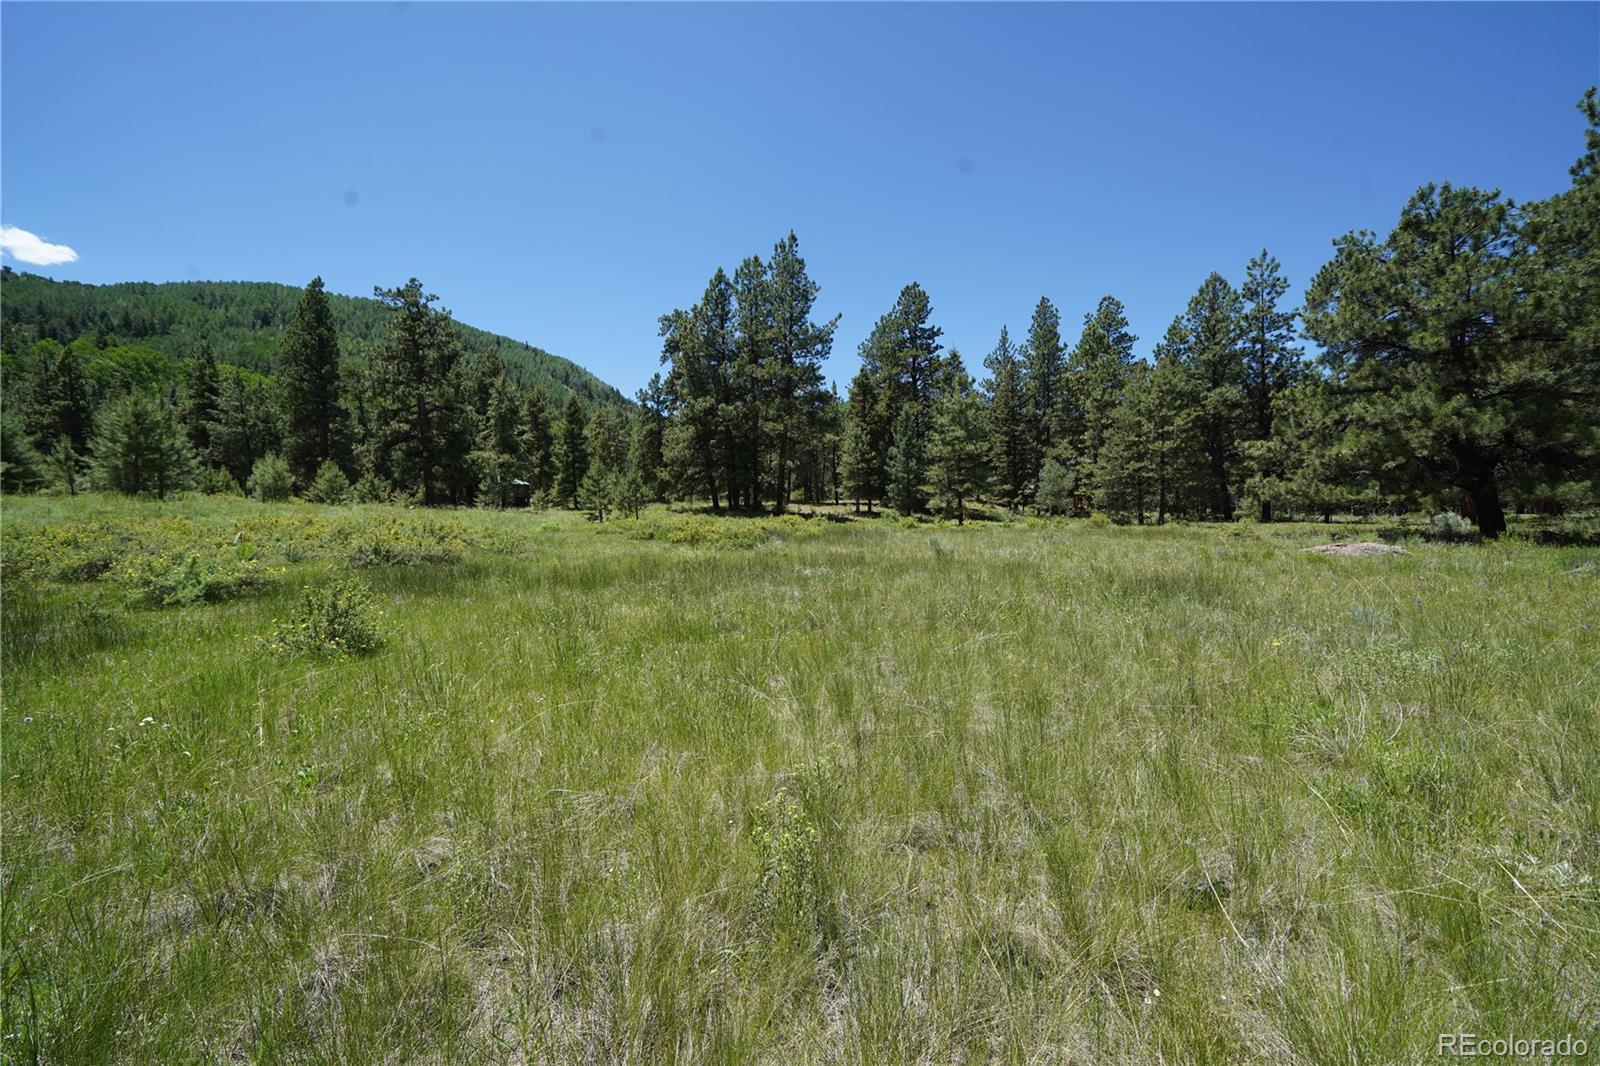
[198,466,242,496]
[247,454,294,502]
[752,788,820,936]
[126,551,273,608]
[351,475,389,504]
[1086,511,1113,529]
[305,460,352,504]
[267,578,386,657]
[1427,511,1478,542]
[346,519,467,568]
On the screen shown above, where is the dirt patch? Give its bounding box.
[1300,542,1411,557]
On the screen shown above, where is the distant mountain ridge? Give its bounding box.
[0,268,629,408]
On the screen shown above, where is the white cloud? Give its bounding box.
[0,224,78,266]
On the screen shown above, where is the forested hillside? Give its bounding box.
[0,269,626,408]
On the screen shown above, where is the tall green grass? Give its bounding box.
[3,495,1597,1062]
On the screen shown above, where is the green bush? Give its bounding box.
[350,475,389,504]
[305,460,352,504]
[1427,511,1478,542]
[267,578,386,657]
[126,551,273,608]
[198,466,242,496]
[247,453,294,503]
[346,519,467,568]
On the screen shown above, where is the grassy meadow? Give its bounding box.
[2,494,1598,1063]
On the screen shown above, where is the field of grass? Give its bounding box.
[3,494,1598,1063]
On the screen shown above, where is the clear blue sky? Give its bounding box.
[3,3,1595,394]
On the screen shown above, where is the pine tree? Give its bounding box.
[206,371,282,486]
[885,407,925,515]
[181,339,221,462]
[305,459,352,504]
[1,413,46,493]
[982,325,1031,509]
[1238,250,1303,520]
[247,453,294,502]
[839,366,884,513]
[369,279,473,505]
[89,390,197,498]
[26,342,92,454]
[728,254,769,511]
[631,374,668,500]
[1067,295,1138,495]
[658,272,735,511]
[765,233,838,512]
[1092,363,1158,523]
[1024,297,1064,469]
[585,405,629,479]
[868,284,942,514]
[555,393,589,508]
[521,385,557,496]
[46,436,82,496]
[1301,180,1577,536]
[278,277,346,484]
[1176,274,1247,519]
[924,351,988,524]
[472,368,523,506]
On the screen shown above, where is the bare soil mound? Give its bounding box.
[1300,542,1412,557]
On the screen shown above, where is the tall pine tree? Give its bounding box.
[278,277,346,485]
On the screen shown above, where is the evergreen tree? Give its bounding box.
[555,393,589,508]
[247,453,294,502]
[1241,375,1370,523]
[728,254,769,511]
[472,368,523,506]
[521,384,557,496]
[924,351,988,524]
[1146,321,1203,523]
[1301,179,1587,536]
[278,277,346,484]
[1067,295,1138,494]
[585,404,629,479]
[369,279,474,504]
[658,272,735,511]
[181,339,221,462]
[839,366,884,513]
[305,459,352,504]
[1238,250,1303,519]
[206,371,282,486]
[885,407,925,515]
[89,390,197,498]
[1,413,46,492]
[1023,296,1064,468]
[631,374,668,499]
[764,232,838,512]
[982,325,1031,509]
[46,436,82,496]
[1092,363,1158,523]
[866,284,942,513]
[25,342,92,454]
[1176,274,1247,519]
[1512,89,1600,505]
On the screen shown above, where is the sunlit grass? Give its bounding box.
[3,494,1597,1062]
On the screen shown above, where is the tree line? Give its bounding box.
[2,277,648,512]
[3,91,1595,534]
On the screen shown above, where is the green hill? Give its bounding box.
[0,267,628,408]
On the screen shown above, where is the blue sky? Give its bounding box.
[3,3,1595,394]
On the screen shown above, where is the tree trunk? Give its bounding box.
[1469,477,1507,538]
[1260,499,1273,523]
